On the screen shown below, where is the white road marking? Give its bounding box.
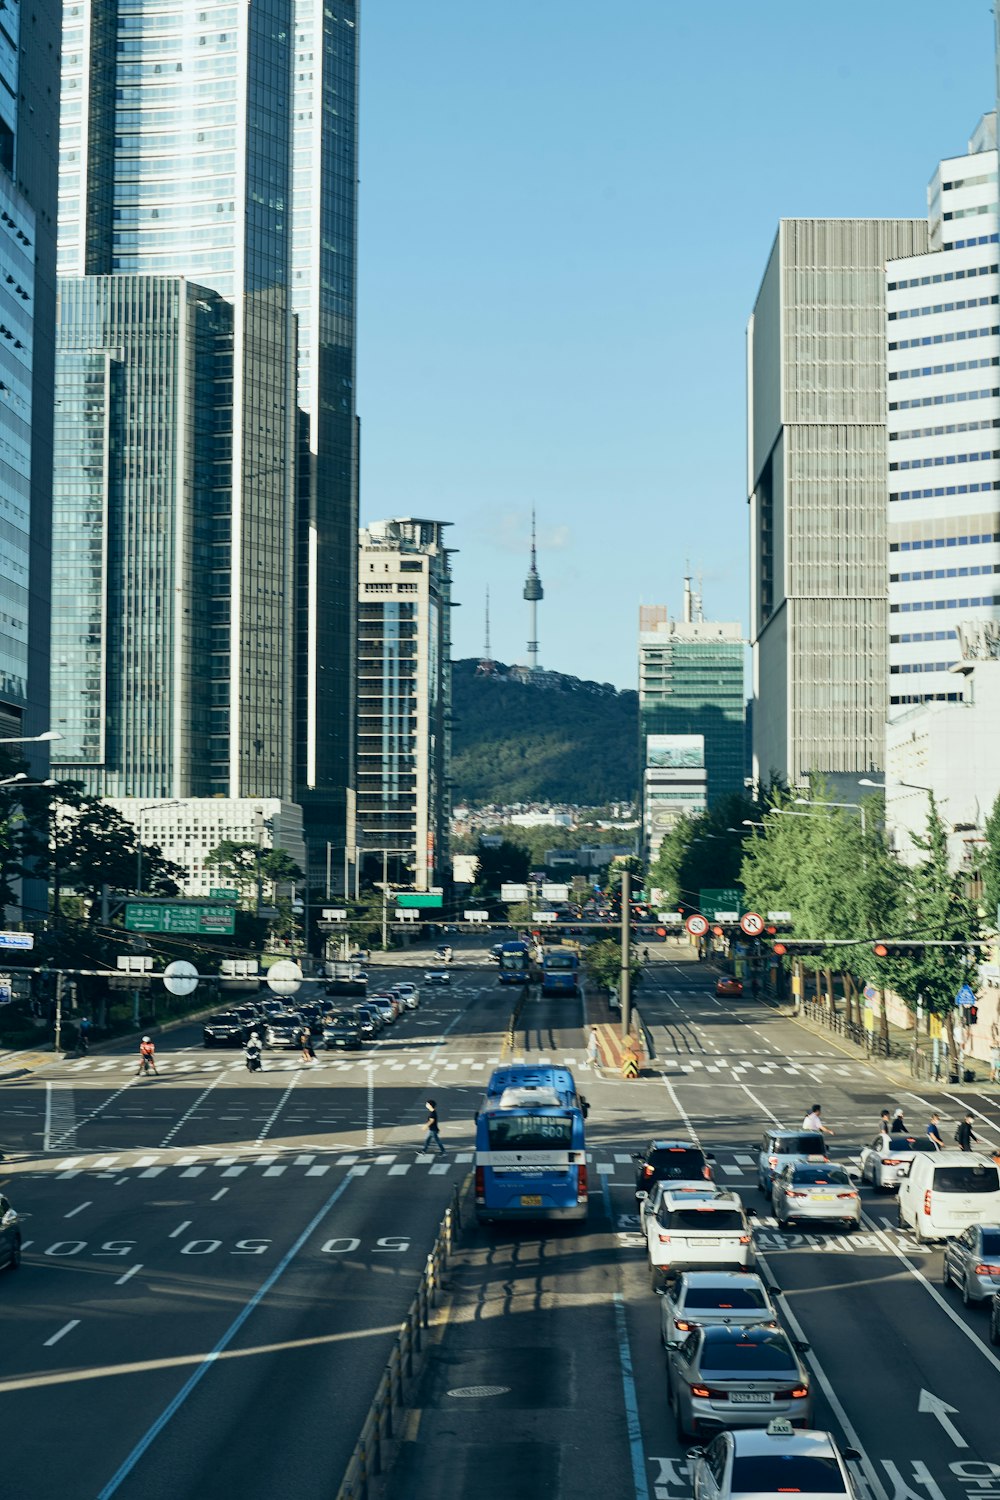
[366,1064,375,1148]
[139,1167,165,1178]
[221,1166,246,1178]
[180,1167,205,1178]
[429,1162,450,1174]
[263,1166,286,1177]
[210,1189,228,1202]
[305,1166,330,1177]
[159,1072,225,1149]
[388,1164,411,1176]
[44,1320,80,1349]
[64,1201,91,1219]
[168,1221,192,1240]
[255,1072,301,1147]
[115,1265,142,1286]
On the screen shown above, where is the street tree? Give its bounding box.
[471,839,530,900]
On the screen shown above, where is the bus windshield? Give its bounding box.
[544,952,577,970]
[487,1114,573,1149]
[500,951,528,970]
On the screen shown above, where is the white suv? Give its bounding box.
[646,1190,755,1290]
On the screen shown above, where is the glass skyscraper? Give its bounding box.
[53,2,359,853]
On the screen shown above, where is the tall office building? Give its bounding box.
[638,583,744,860]
[748,218,928,788]
[0,0,60,764]
[885,115,1000,709]
[357,520,453,892]
[52,2,359,864]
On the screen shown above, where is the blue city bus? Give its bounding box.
[497,939,532,985]
[541,946,580,996]
[474,1064,589,1223]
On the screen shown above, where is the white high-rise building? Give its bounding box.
[885,115,1000,713]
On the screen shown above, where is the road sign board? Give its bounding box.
[541,883,570,900]
[209,887,239,900]
[162,960,199,997]
[699,888,742,921]
[464,910,490,922]
[0,930,33,950]
[395,892,443,908]
[501,883,529,902]
[395,909,419,921]
[863,984,876,1001]
[740,912,765,937]
[956,983,977,1008]
[116,955,153,973]
[532,911,558,923]
[686,914,709,937]
[125,902,235,935]
[767,911,792,922]
[321,908,347,921]
[657,912,684,924]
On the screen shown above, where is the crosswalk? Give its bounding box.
[668,1056,864,1078]
[56,1050,589,1077]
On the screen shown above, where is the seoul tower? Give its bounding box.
[523,508,544,671]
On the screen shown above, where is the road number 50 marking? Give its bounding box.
[321,1237,411,1254]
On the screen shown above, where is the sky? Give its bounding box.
[356,0,995,690]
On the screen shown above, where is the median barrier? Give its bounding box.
[336,1177,470,1500]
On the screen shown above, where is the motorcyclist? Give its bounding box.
[137,1035,158,1076]
[245,1031,263,1072]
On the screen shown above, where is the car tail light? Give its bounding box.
[974,1263,1000,1276]
[924,1190,933,1216]
[883,1158,902,1167]
[643,1164,654,1177]
[691,1385,711,1398]
[703,1165,713,1179]
[576,1164,588,1203]
[769,1155,778,1170]
[674,1319,691,1332]
[774,1385,809,1400]
[787,1190,807,1199]
[837,1192,858,1200]
[657,1232,672,1245]
[475,1166,485,1204]
[739,1234,751,1245]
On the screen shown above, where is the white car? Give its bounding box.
[424,970,451,985]
[771,1161,861,1231]
[394,983,420,1009]
[660,1270,780,1348]
[859,1131,937,1191]
[646,1189,755,1290]
[690,1420,862,1500]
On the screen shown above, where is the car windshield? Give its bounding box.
[791,1166,851,1186]
[665,1208,746,1231]
[683,1285,769,1310]
[329,1014,357,1026]
[650,1149,708,1178]
[487,1114,573,1149]
[887,1135,935,1152]
[699,1329,796,1373]
[935,1165,1000,1194]
[208,1015,238,1025]
[730,1455,845,1494]
[774,1135,825,1156]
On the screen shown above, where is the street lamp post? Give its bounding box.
[794,796,867,838]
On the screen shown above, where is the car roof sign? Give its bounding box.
[767,1418,795,1437]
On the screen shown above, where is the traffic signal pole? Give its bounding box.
[621,868,631,1039]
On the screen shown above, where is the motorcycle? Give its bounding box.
[245,1047,263,1073]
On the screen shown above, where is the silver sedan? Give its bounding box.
[660,1271,780,1348]
[943,1224,1000,1306]
[859,1132,938,1191]
[666,1323,813,1441]
[771,1163,860,1231]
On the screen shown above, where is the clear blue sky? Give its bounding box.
[357,0,994,689]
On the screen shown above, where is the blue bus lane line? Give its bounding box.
[601,1171,650,1500]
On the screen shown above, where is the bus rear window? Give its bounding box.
[488,1114,573,1149]
[545,953,576,970]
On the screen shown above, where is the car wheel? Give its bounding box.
[842,1219,856,1233]
[914,1216,923,1244]
[990,1308,1000,1345]
[649,1261,663,1293]
[962,1278,974,1308]
[674,1391,690,1443]
[942,1259,952,1289]
[8,1236,21,1270]
[897,1202,907,1229]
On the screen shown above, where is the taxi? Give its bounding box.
[690,1419,862,1500]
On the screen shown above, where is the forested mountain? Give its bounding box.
[450,659,638,806]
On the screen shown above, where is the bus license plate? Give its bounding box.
[520,1195,543,1207]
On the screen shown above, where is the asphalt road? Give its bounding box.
[385,952,1000,1500]
[0,954,513,1498]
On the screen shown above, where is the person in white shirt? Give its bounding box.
[802,1104,834,1136]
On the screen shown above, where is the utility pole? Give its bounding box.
[621,867,632,1039]
[54,971,64,1055]
[381,848,389,951]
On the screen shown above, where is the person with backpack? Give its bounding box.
[955,1113,980,1152]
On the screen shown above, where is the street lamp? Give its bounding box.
[794,796,867,838]
[0,729,62,745]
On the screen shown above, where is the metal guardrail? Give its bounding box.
[800,1001,892,1059]
[337,1179,468,1500]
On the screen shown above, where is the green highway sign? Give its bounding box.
[395,892,443,909]
[699,888,743,922]
[125,903,236,935]
[209,887,239,900]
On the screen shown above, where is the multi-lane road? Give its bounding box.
[1,950,999,1499]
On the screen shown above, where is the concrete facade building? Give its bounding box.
[106,797,306,899]
[885,116,1000,711]
[53,1,360,868]
[748,218,928,788]
[357,520,453,892]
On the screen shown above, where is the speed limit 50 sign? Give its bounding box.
[739,912,764,937]
[685,914,709,937]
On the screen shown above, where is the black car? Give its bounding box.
[633,1139,715,1202]
[353,1006,378,1040]
[203,1012,251,1048]
[0,1194,21,1272]
[354,1002,384,1034]
[323,1012,363,1050]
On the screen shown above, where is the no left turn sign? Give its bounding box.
[739,912,765,937]
[686,914,709,937]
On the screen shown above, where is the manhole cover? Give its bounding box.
[446,1385,511,1399]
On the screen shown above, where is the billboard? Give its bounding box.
[645,734,705,770]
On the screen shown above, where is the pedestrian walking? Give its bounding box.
[136,1035,158,1076]
[586,1027,600,1069]
[802,1103,834,1136]
[422,1099,446,1155]
[889,1107,907,1134]
[954,1113,980,1152]
[299,1026,314,1063]
[877,1108,891,1137]
[926,1112,944,1149]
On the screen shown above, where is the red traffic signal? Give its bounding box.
[656,926,666,937]
[873,942,889,958]
[766,925,777,936]
[773,941,787,956]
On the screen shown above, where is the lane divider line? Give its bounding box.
[159,1072,226,1150]
[115,1264,142,1287]
[254,1072,301,1147]
[600,1173,650,1500]
[44,1320,80,1349]
[96,1171,356,1499]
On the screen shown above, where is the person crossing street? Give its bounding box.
[422,1099,446,1155]
[137,1036,158,1076]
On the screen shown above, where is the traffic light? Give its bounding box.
[872,941,926,959]
[968,1004,978,1026]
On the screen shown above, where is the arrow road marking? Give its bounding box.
[918,1389,967,1448]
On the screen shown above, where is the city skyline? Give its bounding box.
[358,0,994,688]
